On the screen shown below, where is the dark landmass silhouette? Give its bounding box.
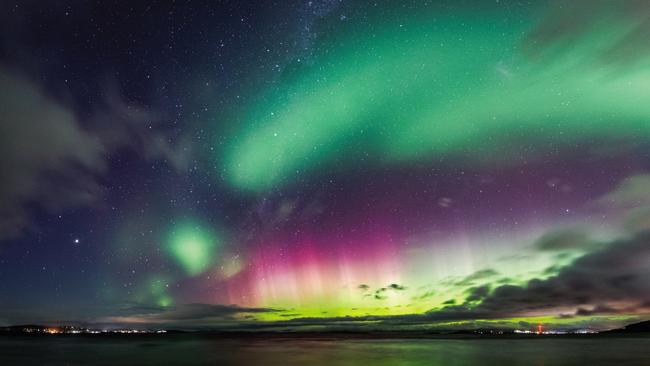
[600,320,650,334]
[1,320,649,339]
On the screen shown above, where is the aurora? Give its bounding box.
[224,6,650,191]
[166,222,221,276]
[0,0,648,336]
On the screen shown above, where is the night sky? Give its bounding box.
[1,0,649,331]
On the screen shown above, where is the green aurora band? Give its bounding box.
[223,8,650,191]
[166,221,221,276]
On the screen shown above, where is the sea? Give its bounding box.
[1,335,649,365]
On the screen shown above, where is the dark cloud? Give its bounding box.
[0,301,170,326]
[113,302,169,315]
[230,231,650,330]
[371,283,407,300]
[575,305,620,317]
[104,303,280,326]
[413,290,436,301]
[455,268,499,287]
[150,304,278,321]
[355,283,409,300]
[575,303,650,317]
[523,0,650,66]
[0,67,188,241]
[465,285,490,303]
[90,84,191,171]
[543,265,564,276]
[594,174,650,233]
[374,288,387,300]
[534,229,595,252]
[241,194,326,243]
[474,232,650,315]
[0,68,104,240]
[597,174,650,209]
[623,207,650,233]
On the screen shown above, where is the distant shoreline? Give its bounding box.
[1,331,648,341]
[2,320,648,340]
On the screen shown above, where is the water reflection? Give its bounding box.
[0,336,648,365]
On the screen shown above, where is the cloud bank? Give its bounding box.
[0,67,188,241]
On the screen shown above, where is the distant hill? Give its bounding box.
[1,325,46,331]
[602,320,650,334]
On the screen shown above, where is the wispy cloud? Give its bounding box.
[0,67,189,241]
[103,303,281,328]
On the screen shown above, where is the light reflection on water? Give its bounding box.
[1,336,649,365]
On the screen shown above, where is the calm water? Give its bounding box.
[1,335,649,365]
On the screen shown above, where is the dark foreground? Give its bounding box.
[1,334,649,365]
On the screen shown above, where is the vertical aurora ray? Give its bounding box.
[201,227,578,321]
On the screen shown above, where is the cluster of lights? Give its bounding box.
[513,329,597,335]
[112,329,167,334]
[18,327,166,335]
[474,330,505,335]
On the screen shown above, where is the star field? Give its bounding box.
[0,0,649,331]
